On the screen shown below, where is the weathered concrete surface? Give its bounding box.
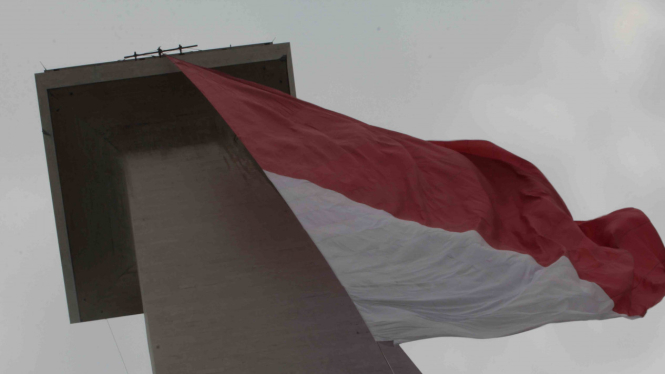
[125,138,419,373]
[47,112,140,321]
[46,57,292,322]
[37,42,295,322]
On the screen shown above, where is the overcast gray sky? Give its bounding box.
[1,0,664,373]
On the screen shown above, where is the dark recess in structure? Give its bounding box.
[48,58,291,322]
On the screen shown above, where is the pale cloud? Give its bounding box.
[595,0,665,81]
[3,1,665,373]
[0,185,49,230]
[613,2,654,46]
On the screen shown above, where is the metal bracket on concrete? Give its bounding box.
[124,44,198,60]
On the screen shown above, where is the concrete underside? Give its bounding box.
[48,58,293,322]
[40,45,421,373]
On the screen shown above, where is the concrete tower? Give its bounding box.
[36,42,420,373]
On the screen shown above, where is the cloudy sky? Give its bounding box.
[1,0,664,373]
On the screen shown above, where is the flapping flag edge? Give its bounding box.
[167,56,665,342]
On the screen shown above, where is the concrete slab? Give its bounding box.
[37,43,294,322]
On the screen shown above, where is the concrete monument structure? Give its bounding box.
[36,42,421,373]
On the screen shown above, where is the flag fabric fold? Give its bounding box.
[168,56,665,343]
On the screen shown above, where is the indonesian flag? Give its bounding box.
[169,57,665,344]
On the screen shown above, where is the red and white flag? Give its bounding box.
[169,57,665,344]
